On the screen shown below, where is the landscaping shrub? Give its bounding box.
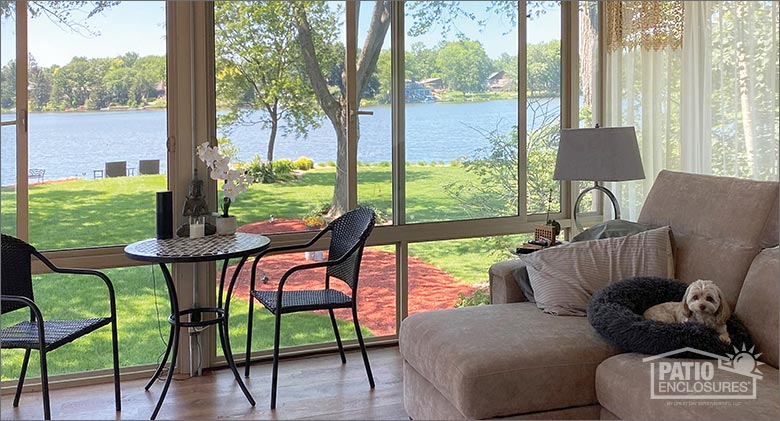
[245,155,276,184]
[294,157,314,171]
[272,159,296,181]
[454,288,490,307]
[357,201,390,224]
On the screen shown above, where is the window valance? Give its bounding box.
[606,1,684,52]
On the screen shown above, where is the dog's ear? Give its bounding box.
[714,285,731,325]
[682,285,693,318]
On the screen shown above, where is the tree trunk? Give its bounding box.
[735,2,757,177]
[267,115,278,163]
[331,114,349,216]
[293,2,390,217]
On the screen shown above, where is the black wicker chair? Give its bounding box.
[243,207,376,409]
[0,234,121,420]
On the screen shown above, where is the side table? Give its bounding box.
[125,233,270,419]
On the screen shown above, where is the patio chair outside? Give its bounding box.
[244,207,377,409]
[138,159,160,175]
[0,234,121,420]
[28,169,45,184]
[105,161,127,177]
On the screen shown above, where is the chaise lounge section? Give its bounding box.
[400,170,779,420]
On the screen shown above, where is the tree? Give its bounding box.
[215,1,326,164]
[406,41,440,81]
[294,1,552,216]
[292,1,391,215]
[29,55,53,111]
[0,59,15,109]
[436,39,492,93]
[1,1,119,35]
[527,41,561,96]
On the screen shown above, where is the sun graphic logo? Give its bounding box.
[719,344,764,380]
[643,345,763,400]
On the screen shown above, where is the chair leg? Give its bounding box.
[329,309,346,364]
[270,311,282,409]
[352,306,375,388]
[244,295,256,378]
[13,349,31,407]
[111,318,122,411]
[40,349,51,420]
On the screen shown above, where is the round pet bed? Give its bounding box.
[587,277,753,357]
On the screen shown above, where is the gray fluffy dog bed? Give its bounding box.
[587,277,753,357]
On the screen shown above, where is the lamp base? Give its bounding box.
[573,184,621,232]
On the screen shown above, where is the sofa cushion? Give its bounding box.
[735,247,779,368]
[637,170,779,307]
[399,303,620,419]
[597,353,780,420]
[526,226,674,316]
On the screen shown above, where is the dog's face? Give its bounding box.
[683,280,730,323]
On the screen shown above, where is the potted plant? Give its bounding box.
[196,142,249,235]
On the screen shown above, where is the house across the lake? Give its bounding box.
[405,79,433,102]
[487,70,515,92]
[420,77,444,91]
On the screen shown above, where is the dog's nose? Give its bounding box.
[699,304,706,311]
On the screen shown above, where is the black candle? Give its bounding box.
[156,191,173,239]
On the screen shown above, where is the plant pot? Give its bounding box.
[215,216,237,235]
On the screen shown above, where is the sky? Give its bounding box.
[1,1,560,68]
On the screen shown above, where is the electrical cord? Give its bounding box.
[151,265,169,380]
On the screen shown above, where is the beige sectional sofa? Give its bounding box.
[399,170,779,420]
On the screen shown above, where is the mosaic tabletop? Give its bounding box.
[124,233,271,263]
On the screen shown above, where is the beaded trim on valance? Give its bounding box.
[606,1,684,53]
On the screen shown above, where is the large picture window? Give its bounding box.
[4,1,572,379]
[1,0,168,380]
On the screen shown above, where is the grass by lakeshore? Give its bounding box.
[0,165,521,379]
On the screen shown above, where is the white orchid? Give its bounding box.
[197,142,221,165]
[196,141,250,217]
[209,156,232,180]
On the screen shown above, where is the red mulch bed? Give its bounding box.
[226,219,480,336]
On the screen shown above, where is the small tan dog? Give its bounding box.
[643,280,731,344]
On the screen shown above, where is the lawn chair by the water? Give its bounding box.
[138,159,160,175]
[105,161,127,178]
[28,169,45,184]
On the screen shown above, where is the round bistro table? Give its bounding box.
[125,233,270,420]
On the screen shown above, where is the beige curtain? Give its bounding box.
[605,1,779,221]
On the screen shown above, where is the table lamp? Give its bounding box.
[553,126,645,231]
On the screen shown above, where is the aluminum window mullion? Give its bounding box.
[15,0,29,241]
[518,1,528,221]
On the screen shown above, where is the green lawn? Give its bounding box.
[1,165,519,380]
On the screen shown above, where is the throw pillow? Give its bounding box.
[526,226,674,316]
[571,219,653,242]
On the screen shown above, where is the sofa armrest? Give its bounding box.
[489,259,529,304]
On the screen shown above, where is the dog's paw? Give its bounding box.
[719,334,731,345]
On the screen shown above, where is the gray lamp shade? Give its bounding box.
[553,126,645,182]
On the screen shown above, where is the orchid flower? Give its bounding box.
[196,141,251,217]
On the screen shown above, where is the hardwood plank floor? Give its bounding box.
[1,347,408,420]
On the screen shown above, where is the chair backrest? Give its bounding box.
[139,159,160,175]
[105,161,127,177]
[1,234,36,313]
[326,207,376,290]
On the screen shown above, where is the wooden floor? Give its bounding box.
[1,347,408,420]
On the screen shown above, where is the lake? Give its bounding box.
[0,98,560,186]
